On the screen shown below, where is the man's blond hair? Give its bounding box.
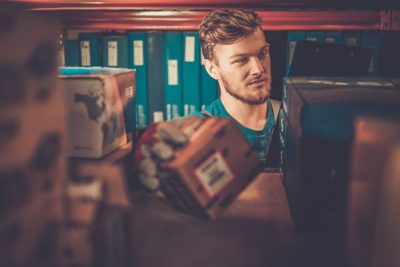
[199,9,262,62]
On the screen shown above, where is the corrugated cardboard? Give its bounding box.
[163,116,263,219]
[59,69,129,158]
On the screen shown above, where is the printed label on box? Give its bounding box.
[195,152,234,198]
[125,86,134,98]
[168,59,178,86]
[185,36,195,62]
[81,41,91,66]
[133,40,144,66]
[108,41,118,66]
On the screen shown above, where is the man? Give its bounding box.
[137,9,280,190]
[196,9,279,164]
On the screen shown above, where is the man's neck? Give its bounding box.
[220,93,268,131]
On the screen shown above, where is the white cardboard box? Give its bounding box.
[60,70,129,158]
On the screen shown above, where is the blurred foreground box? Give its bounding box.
[0,6,66,267]
[347,117,400,267]
[279,77,400,234]
[59,67,136,158]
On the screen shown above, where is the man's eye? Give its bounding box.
[234,58,248,64]
[259,50,269,58]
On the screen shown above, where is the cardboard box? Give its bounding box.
[0,7,66,266]
[371,145,400,267]
[347,118,400,267]
[59,68,130,158]
[63,162,131,267]
[280,77,400,233]
[162,116,263,219]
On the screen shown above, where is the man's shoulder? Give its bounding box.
[193,99,227,118]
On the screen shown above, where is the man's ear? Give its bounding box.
[204,59,219,80]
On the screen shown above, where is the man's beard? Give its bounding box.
[221,74,270,105]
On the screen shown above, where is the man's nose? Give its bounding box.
[249,57,264,76]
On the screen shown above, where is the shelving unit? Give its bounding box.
[59,10,383,31]
[1,2,399,266]
[11,0,399,31]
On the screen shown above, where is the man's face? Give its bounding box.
[211,27,271,105]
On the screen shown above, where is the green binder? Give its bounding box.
[147,31,165,124]
[163,32,183,120]
[182,32,201,116]
[79,32,102,67]
[64,39,80,66]
[128,31,148,129]
[102,35,128,68]
[286,31,306,76]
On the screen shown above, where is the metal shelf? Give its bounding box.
[56,10,383,31]
[12,0,400,10]
[9,1,398,31]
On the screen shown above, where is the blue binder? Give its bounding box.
[163,32,183,120]
[101,40,136,136]
[78,32,102,67]
[200,51,218,110]
[64,39,80,66]
[102,35,128,68]
[182,32,201,116]
[128,31,148,129]
[286,31,306,76]
[147,31,165,124]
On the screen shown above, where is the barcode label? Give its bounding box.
[133,40,144,66]
[108,41,118,66]
[125,86,134,98]
[195,152,233,197]
[80,41,91,66]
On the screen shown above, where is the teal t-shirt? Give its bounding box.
[194,98,275,163]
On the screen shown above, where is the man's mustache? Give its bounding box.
[246,75,269,86]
